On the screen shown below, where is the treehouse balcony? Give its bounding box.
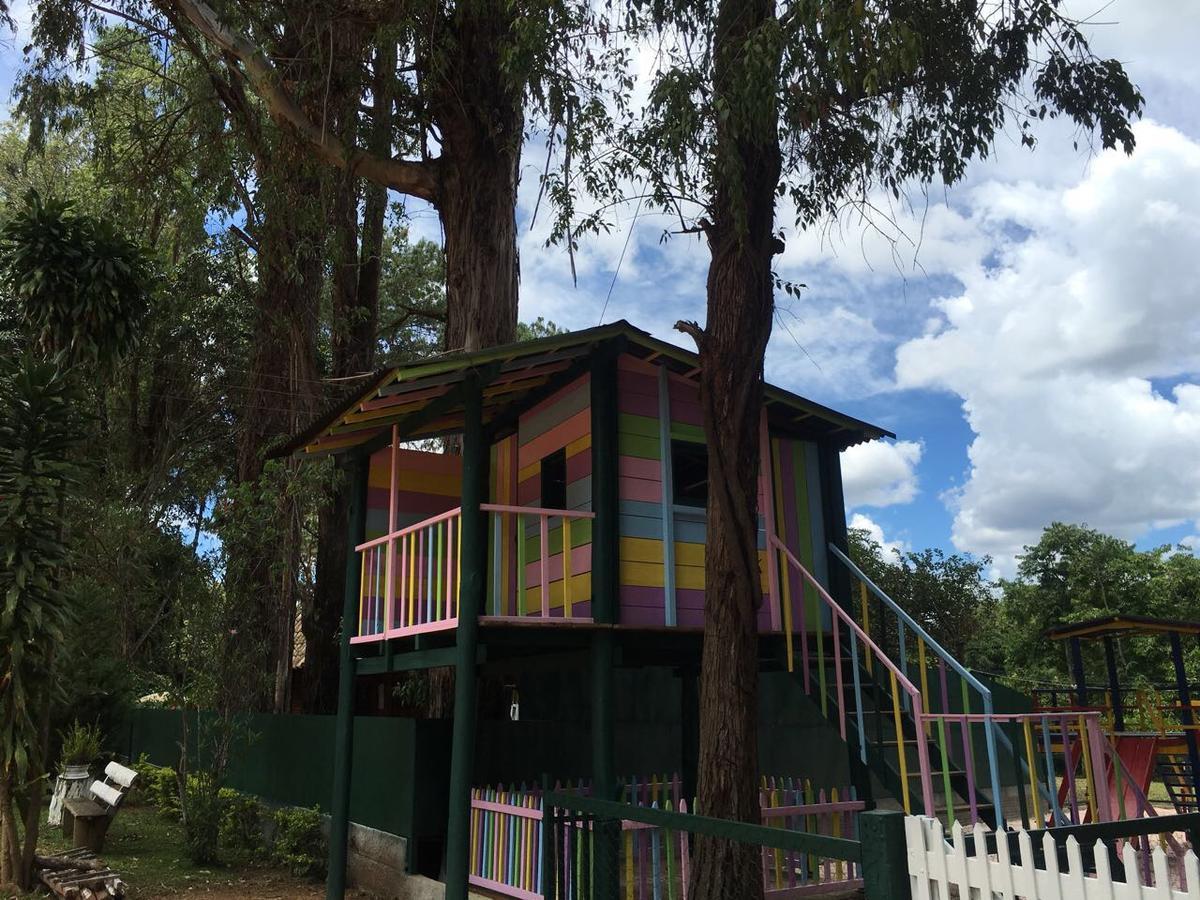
[351,503,598,642]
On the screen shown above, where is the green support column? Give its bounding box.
[590,342,621,899]
[859,809,911,900]
[445,376,488,900]
[326,455,368,900]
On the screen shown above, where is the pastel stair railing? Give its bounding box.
[481,504,596,621]
[827,542,1007,829]
[353,506,464,642]
[770,535,936,816]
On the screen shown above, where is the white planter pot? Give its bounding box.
[47,765,92,827]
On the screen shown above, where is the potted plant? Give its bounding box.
[48,720,103,826]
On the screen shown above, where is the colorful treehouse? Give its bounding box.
[286,321,1128,900]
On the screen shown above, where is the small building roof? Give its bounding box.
[280,319,894,458]
[1045,614,1200,641]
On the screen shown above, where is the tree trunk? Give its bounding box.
[431,0,522,353]
[232,138,325,709]
[303,38,391,714]
[686,1,781,898]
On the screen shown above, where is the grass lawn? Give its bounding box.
[21,802,336,900]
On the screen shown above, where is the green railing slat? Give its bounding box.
[542,791,861,862]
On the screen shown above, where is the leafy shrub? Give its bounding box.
[272,805,326,879]
[183,778,221,865]
[132,755,181,818]
[218,788,264,859]
[58,720,102,768]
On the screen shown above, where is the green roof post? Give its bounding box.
[444,374,487,900]
[590,341,620,900]
[326,454,368,900]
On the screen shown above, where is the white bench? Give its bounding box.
[61,761,138,852]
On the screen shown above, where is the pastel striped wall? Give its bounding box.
[615,353,773,630]
[512,373,593,615]
[770,436,828,631]
[365,446,462,540]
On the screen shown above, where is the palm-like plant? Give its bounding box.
[0,190,150,889]
[0,356,88,886]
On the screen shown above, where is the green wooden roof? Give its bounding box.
[281,320,894,457]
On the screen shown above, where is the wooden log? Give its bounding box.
[36,852,105,871]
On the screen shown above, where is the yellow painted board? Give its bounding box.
[520,572,594,612]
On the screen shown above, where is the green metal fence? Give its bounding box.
[539,788,910,900]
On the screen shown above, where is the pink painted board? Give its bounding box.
[517,408,590,469]
[617,353,659,376]
[619,455,661,481]
[565,451,591,483]
[618,475,662,504]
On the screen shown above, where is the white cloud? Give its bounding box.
[848,513,908,561]
[841,440,923,509]
[895,120,1200,563]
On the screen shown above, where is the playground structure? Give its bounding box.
[1030,616,1200,817]
[287,321,1180,900]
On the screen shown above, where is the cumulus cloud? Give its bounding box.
[848,513,908,560]
[841,440,923,509]
[896,121,1200,561]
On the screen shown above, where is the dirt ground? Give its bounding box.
[145,870,329,900]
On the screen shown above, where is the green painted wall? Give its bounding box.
[123,709,451,842]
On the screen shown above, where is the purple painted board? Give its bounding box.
[620,390,659,418]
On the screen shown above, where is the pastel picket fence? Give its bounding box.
[469,785,545,899]
[759,777,864,895]
[469,776,865,899]
[906,815,1200,900]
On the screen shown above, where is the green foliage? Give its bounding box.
[554,0,1144,248]
[218,788,265,859]
[0,190,152,369]
[271,805,327,879]
[183,773,221,865]
[996,523,1200,691]
[848,527,997,666]
[133,755,182,819]
[851,521,1200,701]
[57,719,102,767]
[0,354,89,784]
[517,317,565,341]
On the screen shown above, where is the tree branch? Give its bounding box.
[674,319,706,349]
[159,0,441,203]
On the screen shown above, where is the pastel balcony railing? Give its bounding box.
[480,503,596,623]
[353,504,596,643]
[354,506,464,642]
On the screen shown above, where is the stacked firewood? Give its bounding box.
[35,849,126,899]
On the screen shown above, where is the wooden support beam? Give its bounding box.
[355,646,464,675]
[326,456,368,900]
[444,376,487,900]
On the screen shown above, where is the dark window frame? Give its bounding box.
[670,439,708,509]
[540,447,568,510]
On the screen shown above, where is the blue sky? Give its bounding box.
[3,1,1199,574]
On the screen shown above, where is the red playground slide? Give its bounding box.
[1054,735,1158,822]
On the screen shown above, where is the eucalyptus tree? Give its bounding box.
[558,2,1143,895]
[156,0,619,352]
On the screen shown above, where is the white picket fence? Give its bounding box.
[906,815,1200,900]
